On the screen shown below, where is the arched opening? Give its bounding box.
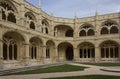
[25,12,36,30]
[3,31,25,61]
[29,37,43,60]
[2,9,6,20]
[101,27,109,35]
[66,46,73,60]
[42,19,49,34]
[78,42,95,59]
[0,1,17,23]
[46,40,55,60]
[87,29,94,36]
[58,42,73,61]
[79,23,94,37]
[65,29,73,37]
[101,19,119,35]
[8,12,16,23]
[100,41,119,60]
[79,30,86,36]
[110,26,118,34]
[45,27,48,34]
[30,22,35,30]
[54,25,73,37]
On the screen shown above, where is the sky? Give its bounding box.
[26,0,120,18]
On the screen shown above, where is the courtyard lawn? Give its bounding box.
[3,64,87,75]
[45,75,120,79]
[83,63,120,67]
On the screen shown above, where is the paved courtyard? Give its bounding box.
[0,63,120,79]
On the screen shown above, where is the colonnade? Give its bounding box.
[79,48,95,58]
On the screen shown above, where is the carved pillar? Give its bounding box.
[12,44,14,60]
[74,48,79,61]
[54,28,58,37]
[95,46,101,62]
[43,46,46,63]
[23,43,30,66]
[7,43,9,61]
[54,47,58,62]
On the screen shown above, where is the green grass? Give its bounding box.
[84,63,120,67]
[3,64,87,75]
[45,75,120,79]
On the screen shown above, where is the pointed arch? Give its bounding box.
[79,30,86,36]
[87,29,95,36]
[110,26,118,34]
[101,27,109,35]
[0,0,17,23]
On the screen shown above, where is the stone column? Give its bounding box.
[23,43,30,66]
[74,48,79,61]
[7,43,9,61]
[0,40,3,69]
[95,46,101,62]
[55,47,58,62]
[43,46,46,63]
[12,44,14,60]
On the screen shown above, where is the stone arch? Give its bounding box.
[87,29,95,36]
[101,19,119,35]
[29,36,43,60]
[54,25,74,37]
[2,31,25,61]
[110,26,119,34]
[58,42,74,61]
[79,23,95,37]
[46,40,55,59]
[78,42,95,59]
[0,0,18,13]
[101,27,109,35]
[0,0,18,23]
[3,30,27,42]
[25,12,36,30]
[65,29,74,37]
[79,30,86,36]
[41,19,49,34]
[25,12,36,21]
[99,40,119,60]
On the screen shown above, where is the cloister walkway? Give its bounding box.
[0,63,120,79]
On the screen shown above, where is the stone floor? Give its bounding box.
[0,63,120,79]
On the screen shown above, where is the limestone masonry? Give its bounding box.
[0,0,120,69]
